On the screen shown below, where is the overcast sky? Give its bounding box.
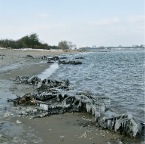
[0,0,144,47]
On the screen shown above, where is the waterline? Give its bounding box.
[37,63,59,80]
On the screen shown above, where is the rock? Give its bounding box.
[117,141,123,144]
[8,93,36,106]
[41,56,60,61]
[0,54,5,56]
[14,75,41,85]
[8,75,144,138]
[58,60,82,65]
[75,56,84,59]
[0,134,6,142]
[26,55,34,59]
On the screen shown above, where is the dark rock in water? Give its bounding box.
[48,56,59,61]
[75,56,84,59]
[47,60,55,64]
[59,56,67,59]
[59,60,82,65]
[41,55,47,60]
[141,123,145,136]
[26,55,34,59]
[41,55,83,65]
[0,54,5,56]
[42,56,60,61]
[41,55,68,63]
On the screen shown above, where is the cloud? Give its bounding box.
[0,14,144,46]
[89,17,121,26]
[128,15,145,23]
[37,13,50,18]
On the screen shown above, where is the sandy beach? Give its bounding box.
[0,48,142,144]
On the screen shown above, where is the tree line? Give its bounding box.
[0,33,76,50]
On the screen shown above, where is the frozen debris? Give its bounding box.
[97,111,142,137]
[16,120,22,124]
[78,130,93,139]
[7,93,36,106]
[40,103,48,111]
[41,55,84,65]
[75,56,84,59]
[15,75,41,85]
[4,112,10,118]
[60,135,65,142]
[117,141,123,144]
[12,137,27,143]
[59,60,82,65]
[81,116,92,122]
[0,134,6,142]
[8,75,144,138]
[79,132,87,138]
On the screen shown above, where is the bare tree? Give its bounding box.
[58,41,77,50]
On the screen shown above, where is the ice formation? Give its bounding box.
[8,76,144,138]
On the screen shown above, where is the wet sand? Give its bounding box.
[0,48,142,144]
[0,48,79,68]
[11,113,124,144]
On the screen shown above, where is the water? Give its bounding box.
[0,49,144,142]
[50,50,145,122]
[37,63,59,80]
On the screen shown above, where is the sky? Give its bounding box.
[0,0,144,47]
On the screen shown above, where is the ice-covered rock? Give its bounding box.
[9,75,144,138]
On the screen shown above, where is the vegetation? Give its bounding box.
[0,33,58,50]
[58,40,76,50]
[0,34,77,50]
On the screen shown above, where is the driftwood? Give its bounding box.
[8,75,144,138]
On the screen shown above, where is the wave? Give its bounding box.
[37,63,59,80]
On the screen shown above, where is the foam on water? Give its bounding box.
[37,63,59,80]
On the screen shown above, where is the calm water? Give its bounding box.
[51,50,145,122]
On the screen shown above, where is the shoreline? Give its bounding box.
[0,49,143,144]
[0,48,81,67]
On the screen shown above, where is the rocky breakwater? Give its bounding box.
[7,74,144,138]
